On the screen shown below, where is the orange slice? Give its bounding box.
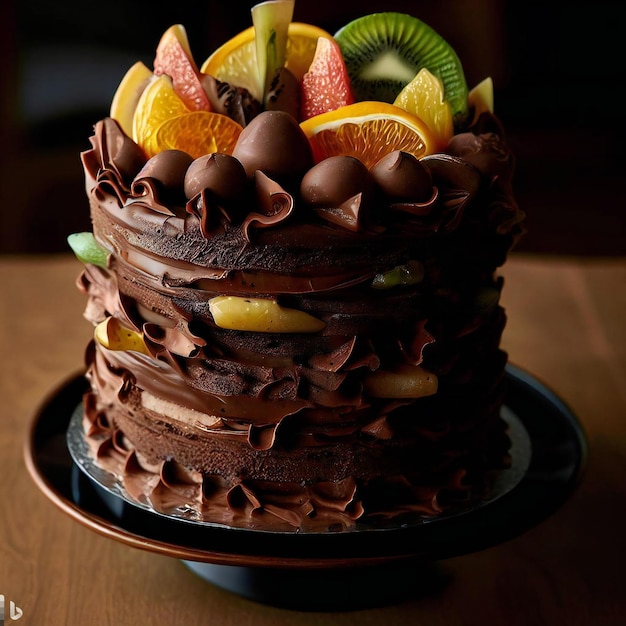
[110,61,153,138]
[200,22,332,102]
[132,74,190,153]
[393,68,453,150]
[299,101,437,168]
[148,111,243,159]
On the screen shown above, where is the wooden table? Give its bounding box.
[1,253,625,625]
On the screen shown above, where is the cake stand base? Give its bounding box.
[181,559,447,611]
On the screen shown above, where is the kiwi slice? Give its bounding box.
[67,232,109,268]
[334,12,469,126]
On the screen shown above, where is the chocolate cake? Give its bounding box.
[71,6,525,531]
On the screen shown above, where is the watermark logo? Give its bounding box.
[0,595,23,622]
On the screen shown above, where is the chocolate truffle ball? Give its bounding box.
[134,149,193,196]
[301,156,374,207]
[184,153,248,202]
[370,151,432,202]
[231,110,313,188]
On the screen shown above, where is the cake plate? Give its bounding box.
[25,364,587,610]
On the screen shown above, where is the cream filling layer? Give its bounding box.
[141,391,223,432]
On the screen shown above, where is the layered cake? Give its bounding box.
[70,3,525,531]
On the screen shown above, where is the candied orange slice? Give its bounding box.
[299,101,437,167]
[132,74,190,153]
[393,68,453,150]
[201,22,332,102]
[110,61,153,138]
[148,111,243,159]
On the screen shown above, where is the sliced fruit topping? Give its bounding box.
[364,364,438,398]
[334,12,469,125]
[67,232,109,268]
[109,61,153,138]
[301,36,354,120]
[251,0,294,103]
[299,101,437,168]
[209,295,325,333]
[153,24,211,111]
[393,68,453,150]
[284,23,334,81]
[132,74,190,154]
[94,317,151,355]
[147,111,243,159]
[371,260,425,289]
[468,76,494,121]
[201,22,332,103]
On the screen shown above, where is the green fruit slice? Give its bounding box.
[334,12,469,126]
[251,0,295,104]
[67,232,109,268]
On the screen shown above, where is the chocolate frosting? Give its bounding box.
[77,111,522,530]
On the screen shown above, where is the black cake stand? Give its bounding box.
[25,364,587,610]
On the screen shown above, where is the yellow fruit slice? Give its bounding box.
[95,317,150,355]
[110,61,153,138]
[200,22,332,102]
[148,111,243,159]
[365,364,438,398]
[393,68,453,150]
[209,295,325,333]
[132,74,190,154]
[468,76,494,121]
[299,101,437,168]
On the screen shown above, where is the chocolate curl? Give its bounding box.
[263,503,312,527]
[122,451,163,503]
[247,423,280,451]
[185,191,233,238]
[83,119,146,209]
[242,171,294,241]
[130,177,178,217]
[422,154,482,232]
[308,337,356,372]
[361,416,395,440]
[227,482,262,512]
[98,118,146,182]
[314,192,366,232]
[398,319,436,366]
[310,477,365,521]
[388,186,439,218]
[143,322,205,358]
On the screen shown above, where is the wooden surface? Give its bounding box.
[1,253,625,624]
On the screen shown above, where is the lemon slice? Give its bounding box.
[394,68,454,150]
[95,317,150,355]
[209,296,325,333]
[468,76,495,121]
[109,61,153,138]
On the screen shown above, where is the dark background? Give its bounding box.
[1,0,624,255]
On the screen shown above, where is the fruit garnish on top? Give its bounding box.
[107,1,494,167]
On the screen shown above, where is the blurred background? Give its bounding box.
[1,0,624,255]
